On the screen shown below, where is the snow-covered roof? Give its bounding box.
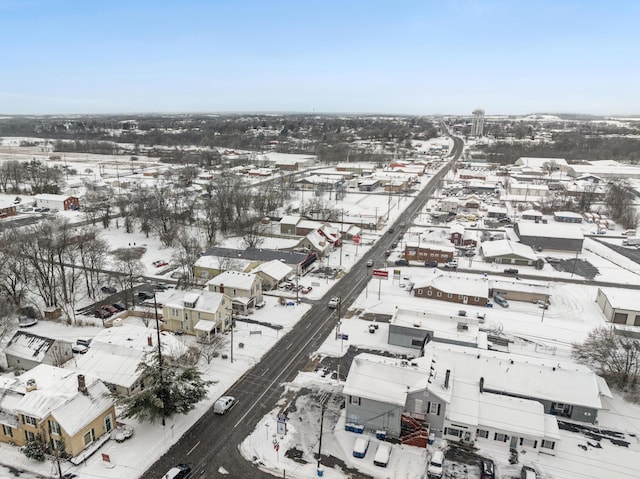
[491,279,550,296]
[553,211,583,219]
[194,320,216,332]
[193,255,253,272]
[598,287,639,311]
[413,275,489,298]
[343,354,429,407]
[15,365,113,436]
[405,241,456,252]
[75,325,185,389]
[251,259,293,282]
[391,308,482,346]
[5,331,58,362]
[207,270,259,290]
[516,222,584,240]
[34,193,74,201]
[422,343,605,410]
[521,209,542,217]
[279,215,300,225]
[480,239,538,261]
[515,157,567,168]
[164,289,226,312]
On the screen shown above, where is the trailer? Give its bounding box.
[622,237,640,246]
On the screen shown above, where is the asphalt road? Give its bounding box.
[141,137,464,478]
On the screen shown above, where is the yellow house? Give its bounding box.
[0,365,116,459]
[162,289,231,339]
[192,255,254,281]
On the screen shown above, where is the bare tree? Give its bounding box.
[242,221,266,249]
[197,334,229,365]
[172,231,204,288]
[573,326,640,388]
[112,247,146,306]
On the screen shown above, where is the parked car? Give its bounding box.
[102,304,118,314]
[480,458,496,479]
[503,268,519,274]
[494,295,509,308]
[255,300,266,308]
[111,302,126,312]
[458,310,467,317]
[137,291,154,301]
[213,396,237,415]
[76,338,92,347]
[520,465,537,479]
[395,259,409,266]
[71,343,89,354]
[100,286,117,294]
[161,464,191,479]
[424,260,438,267]
[427,450,445,478]
[328,297,341,309]
[443,260,458,269]
[153,260,169,267]
[155,282,169,291]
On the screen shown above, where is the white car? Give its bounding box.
[72,343,89,354]
[213,396,237,415]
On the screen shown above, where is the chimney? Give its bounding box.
[147,335,153,347]
[220,283,224,294]
[26,378,37,392]
[479,377,484,393]
[444,369,451,389]
[77,374,88,395]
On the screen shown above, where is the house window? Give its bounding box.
[476,429,489,439]
[458,294,463,299]
[447,293,452,298]
[474,297,479,301]
[49,420,61,435]
[25,431,36,442]
[83,429,95,446]
[2,425,13,437]
[417,289,423,295]
[520,438,537,448]
[23,415,37,427]
[429,402,439,415]
[613,312,627,324]
[437,292,442,297]
[411,339,423,347]
[349,396,361,406]
[427,290,432,296]
[541,440,555,450]
[445,427,462,438]
[494,433,508,442]
[105,415,113,433]
[635,315,640,327]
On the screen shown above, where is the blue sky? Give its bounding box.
[1,0,638,115]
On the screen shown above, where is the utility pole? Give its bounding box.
[316,393,330,473]
[153,294,166,426]
[340,209,344,267]
[228,307,234,363]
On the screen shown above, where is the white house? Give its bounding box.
[206,271,263,312]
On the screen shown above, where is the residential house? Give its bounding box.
[251,260,294,290]
[162,289,231,338]
[0,199,17,219]
[439,197,459,213]
[279,215,300,235]
[480,239,539,265]
[192,255,254,281]
[521,209,543,221]
[344,343,610,453]
[74,325,185,396]
[413,275,489,306]
[297,230,331,256]
[206,271,263,313]
[0,365,116,459]
[514,222,584,252]
[200,246,316,274]
[358,179,380,192]
[450,224,477,247]
[5,332,73,371]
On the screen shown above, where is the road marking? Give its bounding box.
[234,314,333,429]
[286,343,293,350]
[261,368,269,376]
[186,441,200,456]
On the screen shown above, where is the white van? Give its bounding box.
[213,396,236,415]
[427,450,444,478]
[373,443,391,467]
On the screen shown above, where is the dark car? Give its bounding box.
[480,458,495,479]
[395,259,409,266]
[102,304,118,314]
[504,268,519,274]
[424,261,438,267]
[137,291,154,300]
[111,302,126,312]
[100,286,117,294]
